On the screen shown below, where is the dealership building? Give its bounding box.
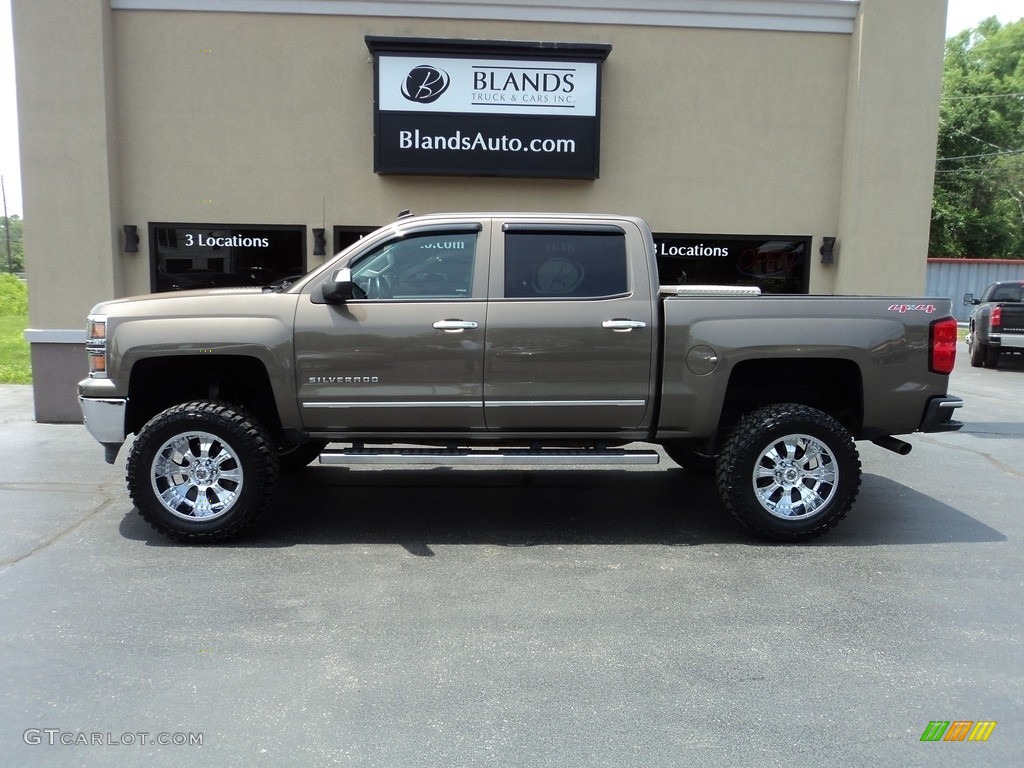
[12,0,948,421]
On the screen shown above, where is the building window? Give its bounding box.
[149,223,305,292]
[653,234,810,294]
[334,225,378,255]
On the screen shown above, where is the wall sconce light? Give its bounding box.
[819,236,836,265]
[123,225,140,253]
[312,227,327,256]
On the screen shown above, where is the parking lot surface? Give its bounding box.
[1,344,1021,767]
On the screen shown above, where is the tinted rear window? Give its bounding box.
[503,232,628,299]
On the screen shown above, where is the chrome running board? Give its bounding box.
[318,447,660,466]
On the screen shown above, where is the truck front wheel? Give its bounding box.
[126,401,280,542]
[716,404,860,542]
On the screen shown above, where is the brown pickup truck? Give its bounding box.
[79,212,963,543]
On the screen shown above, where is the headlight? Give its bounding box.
[86,314,108,378]
[87,317,106,341]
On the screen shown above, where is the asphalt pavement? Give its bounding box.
[1,343,1021,767]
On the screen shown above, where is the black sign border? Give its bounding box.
[366,36,611,180]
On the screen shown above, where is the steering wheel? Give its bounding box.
[368,275,392,299]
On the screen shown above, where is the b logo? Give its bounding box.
[533,259,584,295]
[401,66,450,104]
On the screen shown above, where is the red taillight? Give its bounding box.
[930,317,958,375]
[992,306,1002,330]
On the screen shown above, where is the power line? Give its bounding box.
[947,126,1011,153]
[942,92,1024,101]
[936,148,1024,162]
[934,167,1021,176]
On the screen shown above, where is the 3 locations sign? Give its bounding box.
[149,223,304,293]
[367,37,611,179]
[653,234,811,294]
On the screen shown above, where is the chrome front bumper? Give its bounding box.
[79,378,128,463]
[79,396,127,444]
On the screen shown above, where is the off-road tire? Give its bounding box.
[716,403,860,542]
[969,338,985,368]
[127,401,279,543]
[984,345,1001,368]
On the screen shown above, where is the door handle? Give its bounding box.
[602,319,647,332]
[433,320,479,332]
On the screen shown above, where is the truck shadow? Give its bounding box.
[958,421,1024,438]
[120,467,1005,551]
[985,355,1024,372]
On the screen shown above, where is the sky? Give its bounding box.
[1,0,1024,219]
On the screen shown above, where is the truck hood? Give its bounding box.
[90,287,277,317]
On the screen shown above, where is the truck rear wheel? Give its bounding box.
[126,401,280,542]
[969,338,986,368]
[716,404,860,542]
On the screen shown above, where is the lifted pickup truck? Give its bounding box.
[964,280,1024,368]
[79,212,963,543]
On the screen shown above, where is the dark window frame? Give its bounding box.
[333,225,379,256]
[502,229,629,300]
[149,222,306,293]
[653,232,811,295]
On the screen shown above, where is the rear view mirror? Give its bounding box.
[321,268,366,303]
[962,293,978,306]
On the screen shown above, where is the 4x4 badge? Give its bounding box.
[888,303,937,314]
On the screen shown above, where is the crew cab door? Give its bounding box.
[483,220,656,431]
[294,221,489,431]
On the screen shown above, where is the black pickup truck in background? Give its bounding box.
[965,280,1024,368]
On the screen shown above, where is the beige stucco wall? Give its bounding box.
[12,0,947,420]
[835,0,947,294]
[13,0,124,328]
[109,11,853,297]
[15,0,948,315]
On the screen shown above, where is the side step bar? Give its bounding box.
[319,447,661,466]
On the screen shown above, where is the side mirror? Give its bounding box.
[962,293,978,306]
[321,268,365,303]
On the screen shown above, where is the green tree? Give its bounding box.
[930,17,1024,258]
[0,214,25,273]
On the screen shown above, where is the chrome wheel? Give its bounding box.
[128,401,278,542]
[752,434,837,520]
[716,404,860,541]
[151,430,244,520]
